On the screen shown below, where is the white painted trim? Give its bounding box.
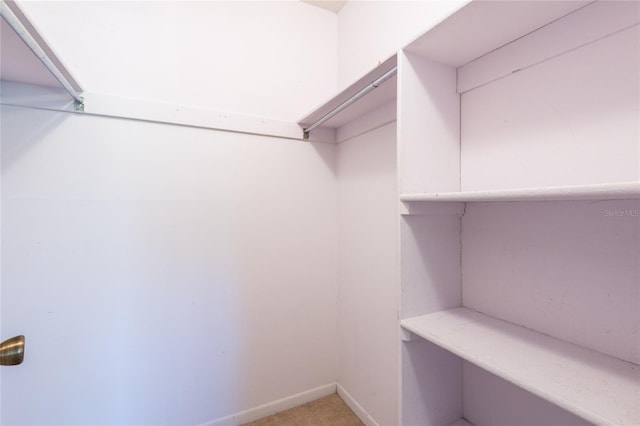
[83,92,305,140]
[336,384,380,426]
[0,81,314,142]
[201,383,337,426]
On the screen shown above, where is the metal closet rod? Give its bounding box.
[303,66,397,139]
[1,0,84,107]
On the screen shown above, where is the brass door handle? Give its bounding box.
[0,336,25,366]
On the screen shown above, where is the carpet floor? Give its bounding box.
[243,393,364,426]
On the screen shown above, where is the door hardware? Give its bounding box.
[0,336,25,366]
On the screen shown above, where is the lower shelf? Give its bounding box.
[401,307,640,426]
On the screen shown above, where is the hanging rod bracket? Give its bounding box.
[74,98,85,112]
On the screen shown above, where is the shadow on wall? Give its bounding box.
[1,103,71,173]
[309,139,338,178]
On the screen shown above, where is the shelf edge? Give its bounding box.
[400,182,640,202]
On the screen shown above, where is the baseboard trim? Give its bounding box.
[202,383,337,426]
[337,384,380,426]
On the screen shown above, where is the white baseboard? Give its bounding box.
[337,384,380,426]
[202,383,337,426]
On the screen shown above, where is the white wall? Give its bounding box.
[1,105,338,425]
[337,0,468,88]
[460,200,639,425]
[18,1,338,122]
[459,21,640,365]
[462,362,590,426]
[461,26,639,191]
[462,200,640,365]
[0,1,471,425]
[1,2,342,424]
[337,123,398,426]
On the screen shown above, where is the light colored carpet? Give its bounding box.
[243,393,364,426]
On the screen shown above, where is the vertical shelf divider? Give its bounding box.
[397,48,465,426]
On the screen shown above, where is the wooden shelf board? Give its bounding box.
[400,182,640,203]
[297,55,397,132]
[404,1,589,67]
[0,1,82,91]
[401,308,640,426]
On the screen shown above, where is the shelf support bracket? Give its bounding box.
[74,99,85,112]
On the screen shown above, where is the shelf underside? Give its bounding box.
[400,182,640,203]
[405,0,590,68]
[0,2,82,92]
[297,55,397,132]
[401,308,640,426]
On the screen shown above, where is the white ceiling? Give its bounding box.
[301,1,347,14]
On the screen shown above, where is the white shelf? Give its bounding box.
[404,1,589,68]
[400,182,640,203]
[401,308,640,426]
[297,55,397,138]
[0,1,82,92]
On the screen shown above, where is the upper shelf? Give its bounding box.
[400,182,640,203]
[402,307,640,426]
[404,0,590,67]
[1,0,82,99]
[297,1,591,140]
[297,54,397,140]
[1,12,55,87]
